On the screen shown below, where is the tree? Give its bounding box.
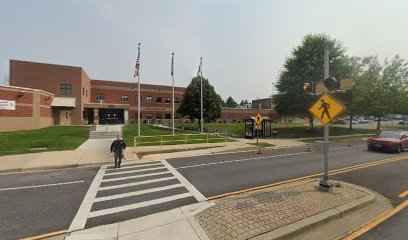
[273,33,354,129]
[239,99,247,107]
[224,96,238,108]
[351,55,408,130]
[178,76,223,125]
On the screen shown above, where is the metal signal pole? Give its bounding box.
[320,46,333,191]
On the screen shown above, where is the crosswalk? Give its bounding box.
[69,160,206,231]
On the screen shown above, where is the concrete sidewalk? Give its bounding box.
[0,138,306,173]
[60,179,391,240]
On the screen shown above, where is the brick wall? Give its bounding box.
[91,80,186,122]
[0,85,53,132]
[9,60,83,125]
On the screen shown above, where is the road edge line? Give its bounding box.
[21,230,67,240]
[342,199,408,240]
[207,155,408,200]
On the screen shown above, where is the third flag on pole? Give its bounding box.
[134,43,141,78]
[197,57,202,77]
[171,52,174,76]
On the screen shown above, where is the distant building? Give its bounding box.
[252,97,274,110]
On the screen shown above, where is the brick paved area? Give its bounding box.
[196,179,368,240]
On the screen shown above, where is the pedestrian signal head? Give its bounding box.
[303,82,313,93]
[324,78,340,91]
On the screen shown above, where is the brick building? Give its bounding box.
[4,60,277,129]
[252,97,274,110]
[0,85,53,132]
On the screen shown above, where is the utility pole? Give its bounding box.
[319,46,333,192]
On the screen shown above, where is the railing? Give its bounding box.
[134,133,228,148]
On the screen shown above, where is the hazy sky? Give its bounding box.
[1,0,408,102]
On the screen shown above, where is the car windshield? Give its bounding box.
[378,131,401,139]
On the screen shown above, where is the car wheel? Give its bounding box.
[368,146,373,151]
[396,145,402,154]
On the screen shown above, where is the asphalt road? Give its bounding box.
[0,167,99,240]
[1,139,407,239]
[331,154,408,239]
[167,140,406,197]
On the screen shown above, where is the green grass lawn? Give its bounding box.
[123,124,230,147]
[176,122,376,139]
[0,126,89,156]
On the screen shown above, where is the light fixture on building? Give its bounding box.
[15,91,24,99]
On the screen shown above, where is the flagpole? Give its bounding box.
[138,74,141,137]
[172,52,175,135]
[137,43,141,137]
[200,57,203,134]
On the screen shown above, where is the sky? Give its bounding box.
[1,0,408,102]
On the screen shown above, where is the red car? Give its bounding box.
[367,130,408,153]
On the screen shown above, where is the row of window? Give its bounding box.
[96,94,180,104]
[60,84,89,97]
[142,113,179,119]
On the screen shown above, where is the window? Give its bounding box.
[146,113,153,119]
[96,94,105,101]
[156,97,162,103]
[174,98,180,104]
[156,113,162,119]
[165,97,171,104]
[83,87,85,95]
[135,96,142,102]
[121,95,129,102]
[60,84,72,95]
[146,96,152,103]
[175,113,180,119]
[165,114,171,119]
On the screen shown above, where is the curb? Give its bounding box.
[0,158,141,174]
[250,181,378,240]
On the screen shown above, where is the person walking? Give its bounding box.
[110,135,127,168]
[319,99,331,120]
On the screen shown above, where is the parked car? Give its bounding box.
[332,118,346,124]
[367,130,408,153]
[399,120,408,125]
[355,118,369,123]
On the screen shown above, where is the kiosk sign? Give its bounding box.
[0,100,16,111]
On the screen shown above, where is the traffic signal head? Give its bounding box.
[324,78,340,91]
[303,82,313,93]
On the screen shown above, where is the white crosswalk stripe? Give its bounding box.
[69,160,205,231]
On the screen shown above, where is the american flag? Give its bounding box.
[171,52,174,76]
[134,43,141,78]
[197,57,202,77]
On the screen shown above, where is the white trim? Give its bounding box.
[101,171,170,183]
[94,183,184,202]
[68,166,107,232]
[104,166,166,176]
[99,176,176,191]
[0,180,84,191]
[162,160,206,202]
[88,193,192,218]
[105,163,163,171]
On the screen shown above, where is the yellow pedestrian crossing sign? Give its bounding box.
[309,94,346,126]
[255,114,263,125]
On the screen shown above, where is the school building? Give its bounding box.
[0,60,276,132]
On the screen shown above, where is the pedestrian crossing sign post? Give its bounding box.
[255,114,263,125]
[309,94,346,126]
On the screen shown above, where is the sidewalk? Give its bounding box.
[0,138,306,173]
[61,179,391,240]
